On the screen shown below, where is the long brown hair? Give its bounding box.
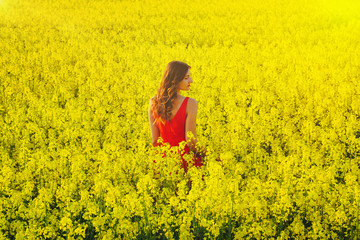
[152,61,191,125]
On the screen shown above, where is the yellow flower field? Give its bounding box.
[0,0,359,239]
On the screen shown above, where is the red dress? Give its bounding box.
[153,97,203,173]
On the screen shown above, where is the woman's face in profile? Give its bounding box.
[178,69,193,91]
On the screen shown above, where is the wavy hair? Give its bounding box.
[152,61,191,125]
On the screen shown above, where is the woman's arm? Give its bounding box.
[185,98,207,157]
[148,98,160,147]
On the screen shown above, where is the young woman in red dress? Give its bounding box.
[148,61,207,173]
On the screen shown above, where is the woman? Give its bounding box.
[148,61,206,173]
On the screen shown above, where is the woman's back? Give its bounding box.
[150,95,202,172]
[153,96,189,146]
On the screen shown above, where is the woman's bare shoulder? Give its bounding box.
[187,97,198,111]
[187,97,198,104]
[149,96,156,110]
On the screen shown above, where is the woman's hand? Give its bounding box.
[194,145,207,159]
